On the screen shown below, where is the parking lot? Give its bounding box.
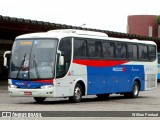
[0,81,160,120]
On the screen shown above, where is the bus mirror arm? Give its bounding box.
[57,50,64,66]
[4,57,7,67]
[3,51,11,68]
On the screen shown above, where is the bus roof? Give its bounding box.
[16,29,108,39]
[16,29,156,45]
[48,29,108,37]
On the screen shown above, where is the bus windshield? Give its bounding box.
[9,39,58,79]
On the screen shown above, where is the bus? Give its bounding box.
[7,29,157,103]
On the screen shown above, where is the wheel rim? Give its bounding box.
[74,87,81,100]
[134,84,139,96]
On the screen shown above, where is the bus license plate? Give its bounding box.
[24,92,32,95]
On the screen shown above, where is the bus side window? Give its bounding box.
[88,40,102,58]
[57,38,72,78]
[127,44,138,60]
[74,38,87,58]
[148,45,156,61]
[103,41,114,59]
[158,54,160,64]
[115,42,126,59]
[138,45,148,60]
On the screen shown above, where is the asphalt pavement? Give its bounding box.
[0,80,160,120]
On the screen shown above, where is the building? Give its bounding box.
[127,15,158,37]
[1,15,160,81]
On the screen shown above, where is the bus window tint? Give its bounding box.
[148,45,156,61]
[138,45,148,60]
[58,38,72,77]
[88,40,102,58]
[103,42,114,59]
[127,44,138,60]
[158,53,160,64]
[74,39,87,57]
[115,42,126,59]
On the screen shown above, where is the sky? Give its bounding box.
[1,0,160,33]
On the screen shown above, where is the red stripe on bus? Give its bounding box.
[73,60,128,67]
[33,79,54,83]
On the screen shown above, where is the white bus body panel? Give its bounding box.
[54,63,87,97]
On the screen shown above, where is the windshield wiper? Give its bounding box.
[33,54,40,78]
[16,53,26,78]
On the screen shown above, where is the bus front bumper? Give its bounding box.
[8,87,55,97]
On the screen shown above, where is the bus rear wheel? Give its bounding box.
[34,97,46,103]
[69,83,82,103]
[124,81,139,98]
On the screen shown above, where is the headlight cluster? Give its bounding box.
[40,85,53,89]
[8,84,17,88]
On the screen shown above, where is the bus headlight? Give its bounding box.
[8,84,17,88]
[41,85,53,89]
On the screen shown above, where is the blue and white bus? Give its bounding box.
[7,29,157,103]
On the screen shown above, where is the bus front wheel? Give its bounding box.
[69,83,82,103]
[34,97,46,103]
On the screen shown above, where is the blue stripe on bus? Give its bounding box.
[87,65,145,95]
[11,79,53,89]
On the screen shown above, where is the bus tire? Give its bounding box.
[69,83,82,103]
[124,81,139,98]
[132,81,140,98]
[34,97,46,103]
[96,94,110,100]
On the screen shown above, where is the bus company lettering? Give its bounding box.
[15,82,31,86]
[131,67,140,72]
[112,66,126,72]
[15,82,26,86]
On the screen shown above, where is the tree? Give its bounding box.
[157,15,160,25]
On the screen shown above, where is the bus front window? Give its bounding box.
[9,39,58,79]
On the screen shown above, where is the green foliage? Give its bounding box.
[157,15,160,25]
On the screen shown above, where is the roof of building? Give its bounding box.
[0,15,160,44]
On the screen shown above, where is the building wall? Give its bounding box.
[128,15,158,37]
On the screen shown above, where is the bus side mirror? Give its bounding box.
[4,57,7,67]
[3,51,11,68]
[59,56,64,66]
[57,50,64,66]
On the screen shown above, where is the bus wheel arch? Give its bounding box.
[124,79,141,98]
[76,80,86,96]
[134,79,141,91]
[69,80,85,103]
